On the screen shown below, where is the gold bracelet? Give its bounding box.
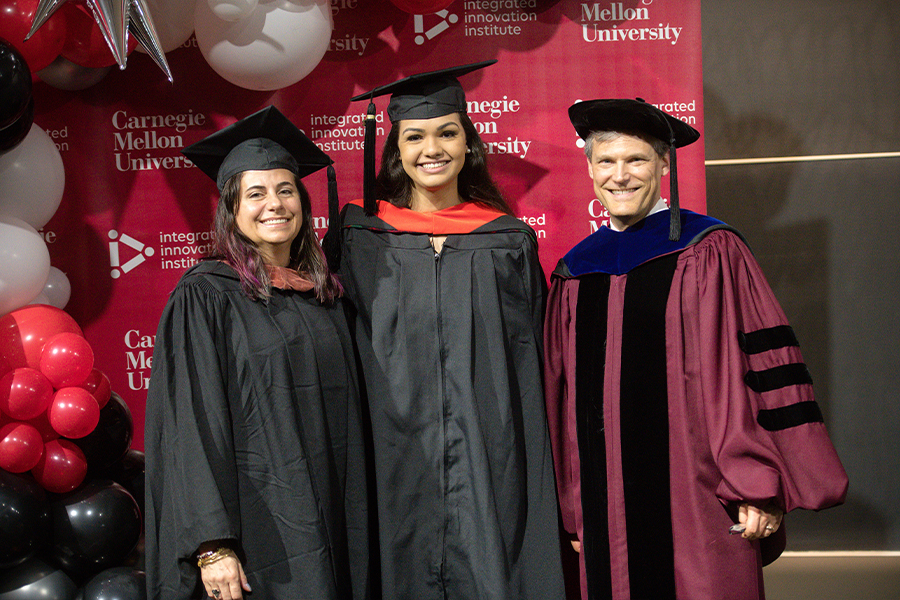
[197,548,233,568]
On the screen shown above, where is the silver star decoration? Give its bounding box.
[27,0,172,82]
[128,0,172,82]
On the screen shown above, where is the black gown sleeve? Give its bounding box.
[145,274,241,598]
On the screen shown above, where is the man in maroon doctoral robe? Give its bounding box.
[543,99,848,600]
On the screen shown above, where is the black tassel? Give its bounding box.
[323,164,341,272]
[363,99,377,215]
[667,143,681,242]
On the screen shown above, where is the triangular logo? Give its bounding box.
[108,229,155,279]
[414,10,459,45]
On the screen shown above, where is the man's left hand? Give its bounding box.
[738,502,783,540]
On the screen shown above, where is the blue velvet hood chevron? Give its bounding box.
[559,209,739,277]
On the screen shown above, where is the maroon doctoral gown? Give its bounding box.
[544,209,848,600]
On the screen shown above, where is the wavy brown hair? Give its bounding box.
[211,171,341,303]
[375,112,512,215]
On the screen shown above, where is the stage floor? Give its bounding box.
[764,552,900,599]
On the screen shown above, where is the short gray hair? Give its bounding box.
[583,130,671,160]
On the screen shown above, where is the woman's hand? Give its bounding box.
[737,502,783,541]
[198,548,251,600]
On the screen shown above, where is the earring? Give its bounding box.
[465,147,471,154]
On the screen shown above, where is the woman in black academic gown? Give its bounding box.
[145,107,367,600]
[340,62,566,600]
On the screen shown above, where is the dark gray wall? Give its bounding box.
[702,1,900,549]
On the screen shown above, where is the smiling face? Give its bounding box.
[234,168,303,266]
[587,132,670,230]
[397,112,468,208]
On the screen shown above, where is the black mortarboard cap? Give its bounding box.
[182,106,331,190]
[182,106,342,269]
[568,98,700,241]
[349,60,496,214]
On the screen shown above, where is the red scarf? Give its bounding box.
[266,265,315,292]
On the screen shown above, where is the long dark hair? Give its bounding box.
[211,171,342,303]
[375,111,512,215]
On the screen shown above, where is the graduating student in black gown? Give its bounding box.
[339,62,566,600]
[145,107,368,600]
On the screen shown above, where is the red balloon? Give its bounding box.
[0,353,11,380]
[389,0,454,13]
[31,438,87,493]
[48,388,99,439]
[0,368,54,420]
[39,332,94,389]
[0,305,84,372]
[0,421,45,473]
[79,368,111,409]
[59,3,137,69]
[24,411,59,442]
[0,0,68,72]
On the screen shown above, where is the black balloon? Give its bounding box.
[0,96,33,154]
[0,558,77,600]
[46,480,142,577]
[120,535,145,572]
[98,449,145,519]
[80,567,146,600]
[74,392,134,472]
[0,470,50,569]
[0,38,32,129]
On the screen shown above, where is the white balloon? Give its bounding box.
[0,125,66,229]
[29,293,51,306]
[208,0,259,22]
[0,216,51,318]
[42,266,72,310]
[195,0,332,91]
[136,0,198,53]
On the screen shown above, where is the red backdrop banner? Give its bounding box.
[31,0,704,450]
